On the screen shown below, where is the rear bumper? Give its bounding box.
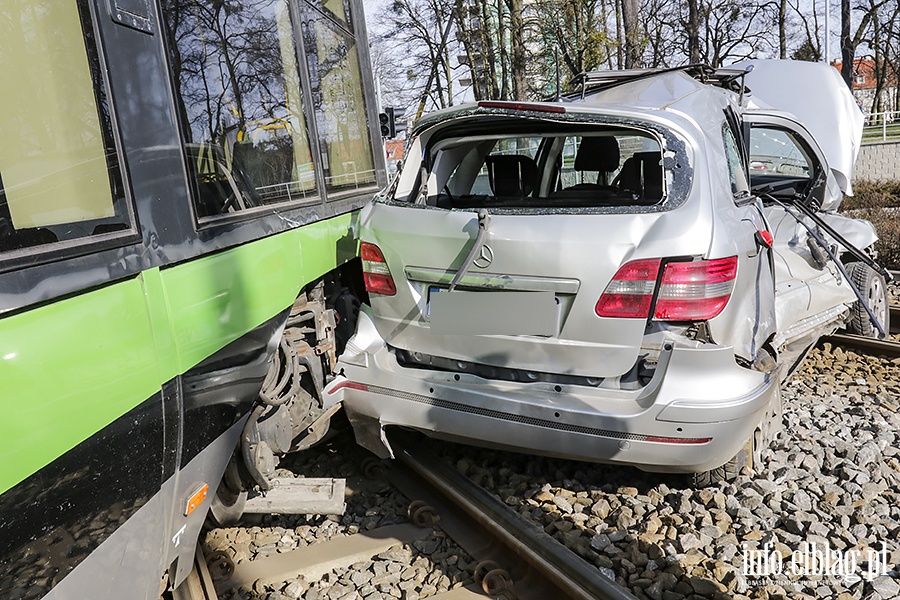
[325,309,779,474]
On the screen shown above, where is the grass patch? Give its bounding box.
[841,181,900,270]
[862,123,900,143]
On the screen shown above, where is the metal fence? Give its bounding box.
[863,110,900,142]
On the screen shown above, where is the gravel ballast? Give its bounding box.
[202,433,476,600]
[435,344,900,600]
[203,343,900,600]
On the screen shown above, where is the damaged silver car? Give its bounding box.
[325,60,890,484]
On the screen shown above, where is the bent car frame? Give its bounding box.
[325,60,889,484]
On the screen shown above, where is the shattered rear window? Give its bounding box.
[424,126,666,210]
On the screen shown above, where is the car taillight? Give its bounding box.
[360,242,397,296]
[596,256,738,321]
[654,256,737,321]
[595,258,661,318]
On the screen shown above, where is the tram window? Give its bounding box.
[161,0,319,220]
[0,0,130,255]
[300,0,377,197]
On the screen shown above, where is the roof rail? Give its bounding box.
[565,63,751,100]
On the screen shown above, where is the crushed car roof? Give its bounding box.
[411,60,863,196]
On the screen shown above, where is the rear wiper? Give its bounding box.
[449,208,491,291]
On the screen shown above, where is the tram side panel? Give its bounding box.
[0,0,383,597]
[0,0,171,596]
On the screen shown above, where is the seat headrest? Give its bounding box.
[617,152,663,200]
[486,154,538,197]
[574,137,620,172]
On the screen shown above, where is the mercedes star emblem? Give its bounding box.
[473,243,493,269]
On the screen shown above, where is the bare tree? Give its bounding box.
[367,0,896,113]
[506,0,528,99]
[621,0,641,67]
[530,0,609,84]
[839,0,881,89]
[841,0,853,86]
[687,0,701,63]
[788,0,823,61]
[376,0,458,111]
[778,0,788,58]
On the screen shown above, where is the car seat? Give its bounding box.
[615,151,664,203]
[485,154,538,198]
[567,136,620,190]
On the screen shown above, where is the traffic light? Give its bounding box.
[379,107,396,138]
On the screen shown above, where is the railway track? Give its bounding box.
[169,281,900,600]
[171,433,637,600]
[822,304,900,358]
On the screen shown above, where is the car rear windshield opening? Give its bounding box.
[425,128,666,210]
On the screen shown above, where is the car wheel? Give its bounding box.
[691,437,753,488]
[845,262,888,338]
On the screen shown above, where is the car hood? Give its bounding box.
[732,59,864,196]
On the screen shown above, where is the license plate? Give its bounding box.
[428,288,557,335]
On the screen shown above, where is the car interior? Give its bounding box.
[424,128,667,210]
[748,126,826,206]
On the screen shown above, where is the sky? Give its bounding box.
[362,0,385,28]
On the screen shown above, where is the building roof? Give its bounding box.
[830,57,897,89]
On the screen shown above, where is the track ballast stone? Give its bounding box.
[434,344,900,600]
[202,433,475,600]
[201,342,900,600]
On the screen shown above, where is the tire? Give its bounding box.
[845,262,888,338]
[691,437,753,488]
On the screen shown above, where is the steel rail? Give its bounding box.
[892,305,900,335]
[170,547,219,600]
[822,332,900,358]
[389,433,638,600]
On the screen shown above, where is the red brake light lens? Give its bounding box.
[596,256,738,321]
[360,241,397,296]
[595,259,661,318]
[654,256,738,321]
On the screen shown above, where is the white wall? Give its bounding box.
[855,141,900,183]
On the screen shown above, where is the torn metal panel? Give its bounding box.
[735,59,864,198]
[338,60,881,481]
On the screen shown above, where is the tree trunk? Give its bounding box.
[615,0,624,68]
[455,0,483,100]
[505,0,527,100]
[621,0,640,68]
[778,0,787,59]
[496,0,510,99]
[601,0,615,69]
[871,1,883,114]
[840,0,853,88]
[688,0,700,63]
[480,0,500,98]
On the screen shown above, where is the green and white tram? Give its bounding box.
[0,0,384,597]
